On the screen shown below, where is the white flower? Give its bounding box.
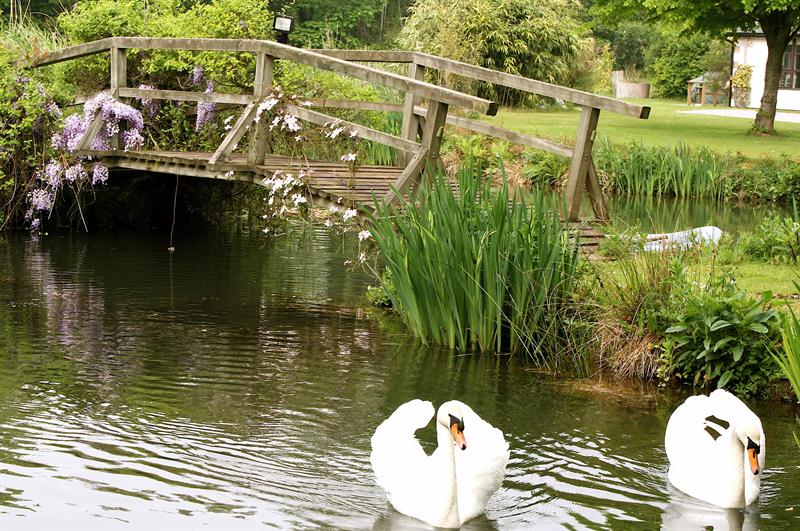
[326,126,344,139]
[324,219,333,228]
[357,230,371,241]
[262,227,270,233]
[291,193,307,205]
[349,129,358,138]
[283,114,301,132]
[329,206,339,213]
[342,208,358,221]
[340,152,357,162]
[358,252,367,263]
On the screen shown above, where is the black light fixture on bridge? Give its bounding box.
[273,15,294,45]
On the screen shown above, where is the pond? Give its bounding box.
[1,228,798,530]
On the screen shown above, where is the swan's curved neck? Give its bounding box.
[436,421,460,527]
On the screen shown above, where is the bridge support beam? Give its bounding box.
[399,62,425,166]
[110,47,127,150]
[249,52,274,165]
[565,106,607,222]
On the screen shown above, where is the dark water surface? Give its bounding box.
[1,229,798,530]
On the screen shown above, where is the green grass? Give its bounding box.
[484,98,800,160]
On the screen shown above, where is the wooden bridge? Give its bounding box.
[33,37,650,220]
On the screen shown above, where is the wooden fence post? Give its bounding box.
[419,100,448,178]
[248,52,274,165]
[565,106,601,221]
[109,47,127,150]
[399,62,425,165]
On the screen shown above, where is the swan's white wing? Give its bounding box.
[665,391,750,508]
[370,400,435,511]
[454,406,509,523]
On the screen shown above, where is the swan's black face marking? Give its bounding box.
[747,437,760,454]
[747,437,761,475]
[448,414,465,432]
[449,414,466,450]
[703,415,730,440]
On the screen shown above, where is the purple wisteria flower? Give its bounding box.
[191,65,205,86]
[44,161,63,189]
[29,189,54,211]
[137,84,160,117]
[195,81,216,131]
[92,163,109,185]
[65,164,87,183]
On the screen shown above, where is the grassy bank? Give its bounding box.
[484,98,800,159]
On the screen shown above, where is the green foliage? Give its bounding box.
[664,278,781,398]
[568,37,615,94]
[0,37,61,227]
[369,165,581,364]
[521,150,568,189]
[607,21,655,71]
[287,0,388,48]
[399,0,581,106]
[645,31,709,98]
[737,215,800,264]
[595,139,725,199]
[774,291,800,446]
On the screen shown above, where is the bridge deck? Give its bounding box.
[99,150,404,210]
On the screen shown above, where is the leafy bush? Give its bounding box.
[399,0,581,106]
[369,165,581,363]
[663,279,781,398]
[737,214,800,264]
[521,150,569,189]
[645,31,708,98]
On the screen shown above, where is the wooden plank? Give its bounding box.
[413,52,650,119]
[384,147,428,206]
[249,53,274,165]
[306,99,403,112]
[399,62,426,166]
[110,47,127,92]
[420,101,449,167]
[311,49,415,63]
[565,107,601,221]
[209,102,258,165]
[75,113,106,152]
[585,160,609,221]
[109,38,497,115]
[283,103,420,152]
[32,38,115,66]
[118,87,252,105]
[413,105,573,157]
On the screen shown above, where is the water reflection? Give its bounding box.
[1,229,798,529]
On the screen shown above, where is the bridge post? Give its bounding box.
[110,47,127,150]
[399,62,425,166]
[565,106,606,221]
[419,100,448,177]
[248,52,274,165]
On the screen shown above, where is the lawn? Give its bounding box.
[483,98,800,159]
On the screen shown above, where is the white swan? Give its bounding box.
[370,399,509,528]
[665,389,765,508]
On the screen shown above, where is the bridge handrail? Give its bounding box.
[313,49,649,119]
[32,37,497,116]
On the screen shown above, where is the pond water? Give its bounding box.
[1,228,798,530]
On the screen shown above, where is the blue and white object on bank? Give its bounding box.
[644,226,723,252]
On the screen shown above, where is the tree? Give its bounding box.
[593,1,800,134]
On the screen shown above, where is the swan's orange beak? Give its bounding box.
[451,424,467,450]
[747,447,759,475]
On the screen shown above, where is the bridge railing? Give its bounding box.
[314,50,651,221]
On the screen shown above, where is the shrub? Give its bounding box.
[369,165,581,364]
[399,0,581,106]
[645,31,708,98]
[737,214,800,264]
[663,278,781,398]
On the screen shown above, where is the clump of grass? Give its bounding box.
[369,164,580,365]
[594,139,727,200]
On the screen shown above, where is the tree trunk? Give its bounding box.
[754,17,794,134]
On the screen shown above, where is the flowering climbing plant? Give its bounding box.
[26,93,145,231]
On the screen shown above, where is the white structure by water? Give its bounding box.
[733,33,800,111]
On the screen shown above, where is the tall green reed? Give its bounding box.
[369,164,581,365]
[594,138,728,200]
[773,281,800,447]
